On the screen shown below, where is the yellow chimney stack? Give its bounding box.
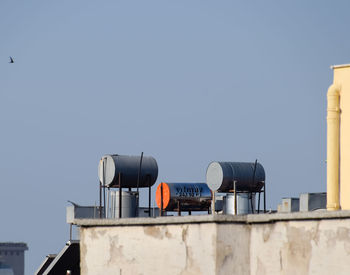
[327,64,350,210]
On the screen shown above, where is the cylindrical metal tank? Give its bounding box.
[223,193,255,215]
[109,190,137,218]
[155,182,212,211]
[206,161,265,192]
[98,154,158,188]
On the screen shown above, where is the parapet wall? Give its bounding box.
[76,211,350,275]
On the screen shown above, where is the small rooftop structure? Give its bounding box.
[0,243,28,275]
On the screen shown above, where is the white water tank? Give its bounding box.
[223,193,255,215]
[108,191,137,218]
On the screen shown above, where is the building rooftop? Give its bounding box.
[0,243,28,250]
[73,210,350,227]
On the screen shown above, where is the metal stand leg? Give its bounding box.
[160,183,163,216]
[103,185,106,218]
[177,201,181,216]
[135,192,139,218]
[250,193,255,214]
[119,173,122,218]
[234,181,237,215]
[99,182,102,219]
[263,182,266,213]
[106,188,110,219]
[102,159,106,219]
[212,191,216,215]
[148,179,151,217]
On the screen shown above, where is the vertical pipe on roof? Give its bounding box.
[327,84,341,210]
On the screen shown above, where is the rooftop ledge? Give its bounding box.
[73,210,350,227]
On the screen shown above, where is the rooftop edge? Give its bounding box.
[73,210,350,227]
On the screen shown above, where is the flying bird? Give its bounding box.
[9,56,14,63]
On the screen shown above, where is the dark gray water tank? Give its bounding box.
[98,154,158,188]
[206,161,265,192]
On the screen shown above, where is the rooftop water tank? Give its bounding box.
[206,161,265,192]
[108,191,137,218]
[155,182,212,211]
[98,154,158,188]
[223,193,255,215]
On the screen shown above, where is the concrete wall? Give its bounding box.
[80,223,217,275]
[76,211,350,275]
[250,219,350,275]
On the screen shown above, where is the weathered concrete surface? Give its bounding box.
[80,223,218,275]
[250,219,350,275]
[78,211,350,275]
[216,223,250,275]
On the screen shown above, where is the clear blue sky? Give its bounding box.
[1,1,350,273]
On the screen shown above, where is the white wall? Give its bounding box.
[78,213,350,275]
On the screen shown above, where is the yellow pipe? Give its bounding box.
[327,84,341,210]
